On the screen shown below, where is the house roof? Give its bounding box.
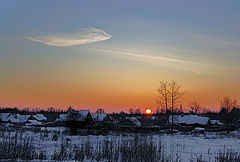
[44,112,61,122]
[0,113,11,122]
[25,120,43,126]
[92,114,107,122]
[169,115,209,125]
[210,120,223,125]
[6,113,30,123]
[33,114,47,121]
[126,117,141,127]
[76,111,90,121]
[55,114,68,121]
[55,110,91,122]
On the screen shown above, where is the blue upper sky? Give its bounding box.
[1,0,240,111]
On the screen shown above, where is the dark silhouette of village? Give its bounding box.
[0,106,240,135]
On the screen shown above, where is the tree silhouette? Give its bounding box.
[157,81,169,112]
[188,100,200,114]
[219,96,238,133]
[96,108,105,114]
[168,81,184,133]
[129,108,134,114]
[135,108,141,114]
[157,80,184,133]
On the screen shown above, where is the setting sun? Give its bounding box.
[145,108,152,114]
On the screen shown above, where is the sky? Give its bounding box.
[1,0,240,113]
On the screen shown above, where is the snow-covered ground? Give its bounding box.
[160,132,240,161]
[0,126,239,161]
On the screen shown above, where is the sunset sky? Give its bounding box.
[1,1,240,112]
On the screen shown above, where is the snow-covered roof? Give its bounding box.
[68,110,90,121]
[75,111,90,121]
[194,127,206,131]
[56,110,91,122]
[169,115,209,125]
[0,113,11,122]
[126,117,141,127]
[210,120,223,125]
[92,114,107,122]
[33,114,47,121]
[5,114,31,123]
[55,114,68,121]
[17,114,30,123]
[25,120,43,126]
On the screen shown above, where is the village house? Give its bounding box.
[0,113,11,123]
[92,113,113,127]
[92,113,111,123]
[33,114,47,122]
[0,112,47,126]
[126,117,142,127]
[55,110,93,129]
[169,114,209,128]
[210,120,223,126]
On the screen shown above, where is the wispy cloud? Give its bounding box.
[91,48,199,64]
[25,28,112,47]
[90,48,225,75]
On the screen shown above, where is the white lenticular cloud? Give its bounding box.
[25,28,112,47]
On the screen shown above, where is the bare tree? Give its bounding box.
[220,96,237,112]
[220,96,237,133]
[157,81,169,112]
[188,100,200,114]
[129,108,134,114]
[96,108,105,114]
[202,107,211,114]
[135,108,141,114]
[179,104,183,113]
[47,107,55,112]
[156,107,165,114]
[168,81,184,133]
[68,106,74,112]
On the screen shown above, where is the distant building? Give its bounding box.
[6,113,31,124]
[92,113,114,131]
[210,120,223,126]
[92,113,111,122]
[0,113,11,122]
[33,114,47,122]
[55,110,93,129]
[169,115,209,127]
[126,117,142,127]
[0,113,42,125]
[55,113,68,122]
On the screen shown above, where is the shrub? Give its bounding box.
[216,146,240,162]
